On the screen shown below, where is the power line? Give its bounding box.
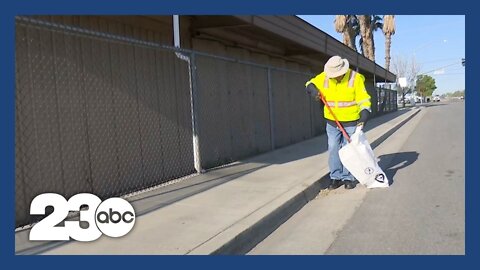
[419,58,462,64]
[445,67,465,71]
[431,73,465,76]
[419,61,462,75]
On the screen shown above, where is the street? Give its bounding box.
[249,101,465,255]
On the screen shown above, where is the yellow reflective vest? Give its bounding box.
[305,69,371,122]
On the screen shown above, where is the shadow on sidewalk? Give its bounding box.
[377,151,420,185]
[129,109,415,214]
[130,163,270,216]
[420,103,448,108]
[224,108,412,167]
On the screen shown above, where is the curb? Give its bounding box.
[205,108,422,255]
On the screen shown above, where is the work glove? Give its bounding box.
[305,83,320,100]
[355,109,370,134]
[358,109,370,126]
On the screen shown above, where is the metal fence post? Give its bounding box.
[267,68,275,150]
[309,89,314,138]
[188,52,203,173]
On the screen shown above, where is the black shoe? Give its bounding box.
[344,181,356,189]
[328,179,343,190]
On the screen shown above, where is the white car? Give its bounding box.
[433,96,441,102]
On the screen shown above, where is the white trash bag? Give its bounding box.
[339,130,389,188]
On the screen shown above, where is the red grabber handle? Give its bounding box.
[318,91,351,143]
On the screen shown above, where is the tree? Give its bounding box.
[369,15,383,61]
[334,15,357,51]
[446,90,465,97]
[416,75,437,100]
[357,15,373,61]
[356,15,382,61]
[382,15,395,71]
[406,56,421,90]
[391,55,422,107]
[334,15,391,64]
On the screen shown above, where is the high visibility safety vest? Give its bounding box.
[306,69,372,122]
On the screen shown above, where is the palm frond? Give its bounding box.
[358,37,364,55]
[383,15,396,35]
[334,15,347,32]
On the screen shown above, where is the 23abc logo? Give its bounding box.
[29,193,136,242]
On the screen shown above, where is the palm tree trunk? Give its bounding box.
[346,26,357,51]
[385,33,392,71]
[336,15,357,51]
[343,33,352,50]
[383,15,395,71]
[370,31,375,61]
[357,15,374,61]
[358,16,368,57]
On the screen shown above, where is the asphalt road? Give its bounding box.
[249,101,465,255]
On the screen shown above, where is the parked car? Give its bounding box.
[433,96,441,102]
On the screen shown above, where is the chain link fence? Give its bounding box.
[376,87,398,114]
[194,53,325,169]
[15,17,195,227]
[15,17,397,227]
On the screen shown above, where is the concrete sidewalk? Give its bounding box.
[16,108,421,255]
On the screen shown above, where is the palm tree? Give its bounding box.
[334,15,357,51]
[334,15,386,62]
[370,15,383,61]
[357,15,383,61]
[357,15,372,60]
[382,15,396,71]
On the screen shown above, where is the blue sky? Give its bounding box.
[297,15,465,95]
